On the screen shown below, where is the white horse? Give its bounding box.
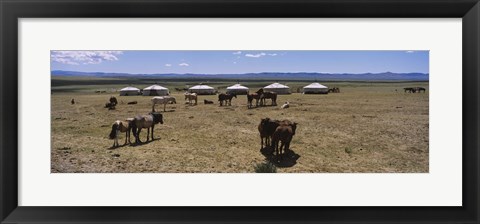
[184,92,198,105]
[108,118,134,147]
[151,96,176,112]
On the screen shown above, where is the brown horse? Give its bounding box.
[131,112,164,143]
[258,118,282,149]
[247,93,261,108]
[218,93,237,106]
[272,121,298,160]
[108,118,134,147]
[404,87,415,93]
[261,92,277,106]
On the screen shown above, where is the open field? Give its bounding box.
[51,79,429,173]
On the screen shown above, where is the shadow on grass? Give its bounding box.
[260,146,300,168]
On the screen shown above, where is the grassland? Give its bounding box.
[51,77,429,173]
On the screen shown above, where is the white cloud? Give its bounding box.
[233,61,237,64]
[245,53,266,58]
[268,53,277,56]
[165,64,172,67]
[51,51,123,65]
[406,51,415,53]
[179,63,189,67]
[233,51,242,55]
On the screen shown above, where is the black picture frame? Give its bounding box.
[1,0,479,223]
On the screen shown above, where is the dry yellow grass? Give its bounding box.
[51,82,428,173]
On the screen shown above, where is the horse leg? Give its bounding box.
[151,125,155,140]
[137,128,142,143]
[147,127,150,142]
[164,103,166,112]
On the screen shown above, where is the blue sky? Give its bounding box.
[51,50,429,74]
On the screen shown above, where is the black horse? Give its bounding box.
[218,93,237,106]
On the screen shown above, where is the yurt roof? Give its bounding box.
[303,83,328,89]
[264,83,289,89]
[143,84,168,90]
[226,84,249,90]
[189,85,214,90]
[120,86,140,91]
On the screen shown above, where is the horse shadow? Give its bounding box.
[127,138,161,147]
[260,146,300,168]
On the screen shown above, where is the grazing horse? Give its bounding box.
[151,96,176,112]
[184,92,198,105]
[404,87,415,93]
[108,118,134,147]
[247,93,261,108]
[109,96,118,106]
[218,93,237,106]
[204,99,214,104]
[131,112,163,143]
[415,87,426,93]
[258,118,282,149]
[272,122,298,160]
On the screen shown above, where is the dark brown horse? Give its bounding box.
[247,93,261,108]
[131,112,163,143]
[258,118,282,149]
[261,92,277,106]
[404,87,415,93]
[218,93,237,106]
[414,87,426,93]
[272,121,298,160]
[109,96,118,105]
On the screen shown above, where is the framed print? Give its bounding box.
[1,0,479,223]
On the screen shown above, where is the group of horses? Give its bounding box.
[109,112,164,147]
[328,87,340,93]
[247,88,278,109]
[404,87,426,93]
[258,118,298,160]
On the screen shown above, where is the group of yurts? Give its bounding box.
[107,82,335,160]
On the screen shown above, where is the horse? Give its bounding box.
[131,112,163,144]
[261,91,277,106]
[281,101,290,109]
[247,93,261,108]
[415,87,426,93]
[404,87,415,93]
[151,96,176,112]
[109,96,118,106]
[71,99,75,105]
[108,118,134,147]
[105,102,116,110]
[258,118,282,149]
[272,122,298,160]
[184,92,198,105]
[204,99,214,104]
[218,93,237,106]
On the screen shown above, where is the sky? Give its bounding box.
[50,50,429,74]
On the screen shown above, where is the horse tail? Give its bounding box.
[109,123,118,139]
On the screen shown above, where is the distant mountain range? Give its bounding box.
[51,70,429,81]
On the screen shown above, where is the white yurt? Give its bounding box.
[119,86,140,96]
[188,84,216,95]
[264,83,291,95]
[226,84,249,95]
[303,83,329,94]
[143,84,169,96]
